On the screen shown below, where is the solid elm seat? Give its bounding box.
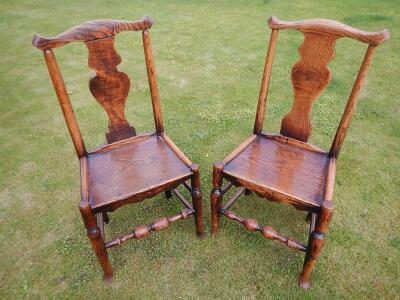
[223,135,329,211]
[88,134,192,212]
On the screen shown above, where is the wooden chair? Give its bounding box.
[210,16,389,289]
[32,16,205,282]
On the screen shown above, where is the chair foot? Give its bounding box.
[298,277,311,290]
[299,201,334,289]
[104,274,113,284]
[165,190,172,199]
[197,231,206,240]
[80,204,114,282]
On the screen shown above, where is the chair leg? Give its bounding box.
[190,164,205,238]
[165,190,173,199]
[244,189,252,196]
[210,161,224,235]
[298,201,334,289]
[103,212,110,224]
[79,204,113,282]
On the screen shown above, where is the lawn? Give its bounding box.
[0,0,399,298]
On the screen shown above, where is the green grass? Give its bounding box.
[1,0,399,298]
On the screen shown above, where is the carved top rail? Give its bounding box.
[32,16,153,50]
[33,16,155,144]
[268,16,389,45]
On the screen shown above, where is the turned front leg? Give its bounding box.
[190,164,205,238]
[298,200,334,289]
[210,161,224,235]
[79,204,113,282]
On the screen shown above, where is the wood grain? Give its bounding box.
[262,133,326,154]
[268,16,389,45]
[254,29,279,134]
[86,37,136,143]
[105,208,194,249]
[223,135,329,210]
[44,50,87,157]
[299,200,334,289]
[222,134,257,165]
[330,45,377,157]
[221,209,307,251]
[281,33,337,142]
[143,30,164,133]
[87,135,192,212]
[323,158,336,201]
[32,17,153,50]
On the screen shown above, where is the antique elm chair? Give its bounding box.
[32,16,204,282]
[210,16,389,289]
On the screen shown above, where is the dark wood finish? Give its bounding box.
[281,33,336,142]
[172,188,193,209]
[86,37,135,143]
[221,187,246,210]
[143,30,164,133]
[211,16,389,289]
[165,190,173,199]
[43,50,86,157]
[223,134,256,164]
[220,209,306,252]
[105,208,194,249]
[160,133,192,166]
[32,17,153,50]
[182,180,193,193]
[87,134,192,212]
[329,45,377,158]
[268,16,389,45]
[253,29,278,134]
[221,182,234,195]
[210,161,224,234]
[190,164,205,238]
[79,156,113,282]
[262,133,325,154]
[298,201,334,289]
[224,136,330,211]
[34,17,204,281]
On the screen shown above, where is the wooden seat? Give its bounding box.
[33,16,204,283]
[210,16,389,289]
[223,134,329,211]
[88,134,192,212]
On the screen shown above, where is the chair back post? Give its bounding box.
[43,49,87,158]
[253,29,279,134]
[329,45,376,158]
[142,30,164,133]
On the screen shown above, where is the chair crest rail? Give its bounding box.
[268,16,389,45]
[32,16,153,50]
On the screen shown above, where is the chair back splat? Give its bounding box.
[32,17,161,146]
[255,16,389,154]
